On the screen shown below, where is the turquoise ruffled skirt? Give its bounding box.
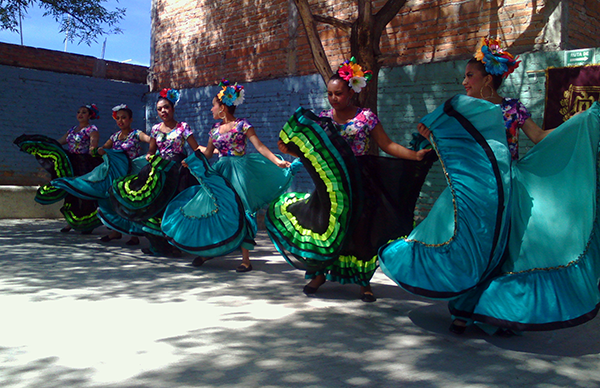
[161,151,298,256]
[379,95,600,331]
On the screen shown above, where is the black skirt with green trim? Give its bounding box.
[14,134,102,231]
[266,107,435,286]
[109,154,197,222]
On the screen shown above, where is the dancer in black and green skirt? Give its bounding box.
[270,58,434,302]
[14,104,103,234]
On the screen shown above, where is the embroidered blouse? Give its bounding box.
[319,108,380,156]
[66,125,98,154]
[209,118,253,157]
[110,129,143,159]
[150,122,193,160]
[500,98,531,161]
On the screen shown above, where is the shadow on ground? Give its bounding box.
[1,220,599,388]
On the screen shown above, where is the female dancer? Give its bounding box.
[58,104,102,233]
[97,104,152,245]
[418,39,549,161]
[272,58,432,302]
[379,37,600,335]
[15,104,103,234]
[186,80,291,272]
[110,88,201,257]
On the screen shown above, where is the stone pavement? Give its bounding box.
[1,219,600,388]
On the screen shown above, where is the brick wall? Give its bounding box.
[0,42,148,84]
[150,0,598,90]
[567,0,600,48]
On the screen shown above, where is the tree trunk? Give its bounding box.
[352,0,379,113]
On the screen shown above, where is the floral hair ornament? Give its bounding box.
[85,104,100,120]
[338,57,373,93]
[217,79,245,106]
[159,88,181,106]
[112,104,128,120]
[475,37,520,78]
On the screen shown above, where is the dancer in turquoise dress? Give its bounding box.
[110,88,201,257]
[379,37,600,334]
[162,80,295,272]
[269,59,434,302]
[14,103,103,233]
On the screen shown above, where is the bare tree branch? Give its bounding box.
[293,0,334,84]
[373,0,408,50]
[313,15,352,32]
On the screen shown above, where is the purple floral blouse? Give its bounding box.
[150,122,193,160]
[319,108,380,156]
[501,98,531,161]
[209,118,253,157]
[66,125,98,154]
[110,129,143,159]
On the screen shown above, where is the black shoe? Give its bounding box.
[99,234,121,242]
[125,238,140,246]
[495,328,517,337]
[360,293,377,303]
[449,320,467,334]
[192,257,207,267]
[141,247,154,255]
[60,226,71,233]
[303,284,319,295]
[81,230,93,235]
[236,263,253,273]
[303,276,326,295]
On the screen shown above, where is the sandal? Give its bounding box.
[303,275,326,295]
[141,247,155,255]
[449,319,467,334]
[192,256,209,267]
[125,237,140,246]
[303,284,319,295]
[360,292,377,303]
[236,263,253,273]
[99,233,122,242]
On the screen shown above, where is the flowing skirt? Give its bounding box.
[14,134,102,231]
[267,107,435,286]
[161,151,298,256]
[379,95,512,297]
[380,96,600,331]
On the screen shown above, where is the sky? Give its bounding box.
[0,0,151,66]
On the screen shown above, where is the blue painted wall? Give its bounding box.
[1,64,148,185]
[5,47,598,219]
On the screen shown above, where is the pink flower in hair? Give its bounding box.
[338,64,354,81]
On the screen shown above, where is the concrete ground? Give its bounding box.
[1,219,600,388]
